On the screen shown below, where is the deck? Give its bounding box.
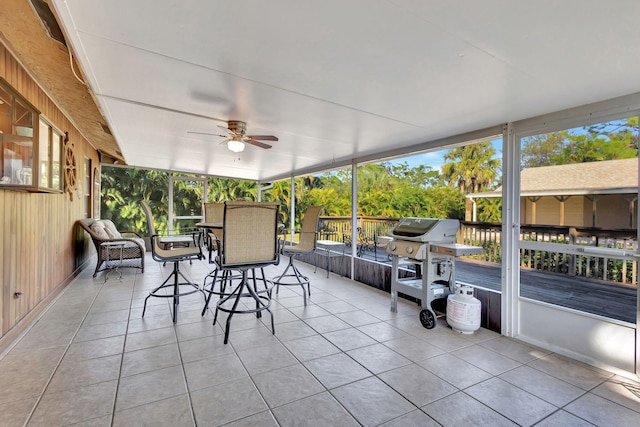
[324,244,638,325]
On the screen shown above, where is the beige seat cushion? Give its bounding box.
[102,219,122,239]
[90,220,110,240]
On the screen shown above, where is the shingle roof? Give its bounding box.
[474,158,638,198]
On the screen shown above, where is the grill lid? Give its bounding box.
[388,217,460,242]
[390,218,440,237]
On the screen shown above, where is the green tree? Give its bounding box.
[441,142,500,193]
[521,118,638,167]
[101,166,170,235]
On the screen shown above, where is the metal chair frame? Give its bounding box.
[211,201,281,344]
[140,200,203,323]
[273,206,323,306]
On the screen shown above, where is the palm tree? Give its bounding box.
[441,142,500,193]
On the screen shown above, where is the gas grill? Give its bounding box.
[386,218,483,329]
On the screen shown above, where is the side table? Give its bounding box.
[315,240,345,278]
[101,241,125,283]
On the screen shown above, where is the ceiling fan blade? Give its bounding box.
[246,139,272,149]
[217,125,234,136]
[187,131,229,138]
[246,135,278,141]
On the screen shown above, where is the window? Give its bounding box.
[84,157,91,217]
[0,78,63,192]
[37,117,63,191]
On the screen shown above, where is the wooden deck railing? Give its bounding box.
[461,222,638,285]
[320,217,638,286]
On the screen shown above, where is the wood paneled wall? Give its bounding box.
[0,43,97,341]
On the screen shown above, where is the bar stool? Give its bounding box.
[273,206,323,306]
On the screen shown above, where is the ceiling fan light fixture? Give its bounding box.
[227,139,245,153]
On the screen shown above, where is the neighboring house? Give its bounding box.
[467,158,638,229]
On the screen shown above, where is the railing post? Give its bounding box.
[568,227,576,276]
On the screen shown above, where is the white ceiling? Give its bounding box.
[51,0,640,182]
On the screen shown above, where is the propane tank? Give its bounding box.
[446,284,481,334]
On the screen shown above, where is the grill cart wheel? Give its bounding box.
[419,309,435,329]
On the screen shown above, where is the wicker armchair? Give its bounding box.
[76,218,145,277]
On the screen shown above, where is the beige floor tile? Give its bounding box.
[178,334,234,364]
[0,363,55,405]
[223,410,279,427]
[115,365,187,411]
[252,364,325,407]
[465,377,558,426]
[564,392,640,427]
[379,364,457,406]
[48,354,121,392]
[499,365,585,406]
[287,304,331,319]
[259,307,300,325]
[331,376,416,426]
[303,314,351,334]
[316,300,359,315]
[235,342,298,375]
[282,334,341,362]
[323,327,377,351]
[183,352,247,392]
[422,392,517,426]
[346,343,411,374]
[0,397,37,427]
[83,308,130,326]
[304,353,372,389]
[528,354,614,390]
[381,336,445,362]
[124,326,177,352]
[479,335,551,363]
[28,380,118,426]
[120,342,181,377]
[379,409,440,427]
[269,319,317,341]
[418,353,492,389]
[590,375,640,413]
[534,410,595,427]
[335,310,380,326]
[191,377,267,426]
[112,394,194,427]
[357,322,411,342]
[452,344,522,375]
[415,328,473,352]
[74,320,128,342]
[272,392,359,427]
[64,335,125,361]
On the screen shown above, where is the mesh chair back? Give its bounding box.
[203,202,225,222]
[221,201,280,267]
[140,200,156,235]
[203,202,225,242]
[140,200,201,261]
[296,206,323,251]
[140,200,169,260]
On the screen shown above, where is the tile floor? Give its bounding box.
[1,254,640,426]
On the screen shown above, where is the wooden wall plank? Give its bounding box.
[0,42,99,337]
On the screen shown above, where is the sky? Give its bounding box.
[388,138,503,172]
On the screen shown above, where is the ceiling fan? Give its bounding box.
[188,120,278,153]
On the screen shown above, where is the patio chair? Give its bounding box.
[272,206,323,306]
[139,200,204,323]
[202,202,225,263]
[200,202,236,316]
[76,218,145,278]
[211,201,281,344]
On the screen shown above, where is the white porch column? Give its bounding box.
[501,123,520,337]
